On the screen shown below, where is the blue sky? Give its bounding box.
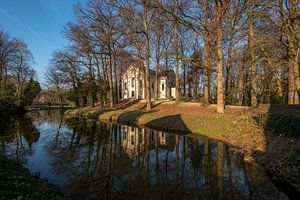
[0,0,85,82]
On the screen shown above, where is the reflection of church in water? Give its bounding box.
[121,125,175,158]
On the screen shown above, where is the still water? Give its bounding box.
[0,110,289,200]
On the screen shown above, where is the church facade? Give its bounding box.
[121,63,176,99]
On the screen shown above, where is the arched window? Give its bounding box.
[131,77,135,87]
[124,131,127,139]
[162,83,164,91]
[124,82,127,90]
[131,134,134,145]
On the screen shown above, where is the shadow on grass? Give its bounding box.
[151,100,167,109]
[117,110,156,124]
[117,99,141,109]
[145,114,191,134]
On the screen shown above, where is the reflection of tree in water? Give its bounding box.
[42,117,288,200]
[0,111,290,199]
[27,109,65,126]
[0,115,39,162]
[188,137,204,187]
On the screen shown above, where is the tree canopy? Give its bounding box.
[45,0,299,111]
[0,28,40,112]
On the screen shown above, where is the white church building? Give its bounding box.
[121,63,176,99]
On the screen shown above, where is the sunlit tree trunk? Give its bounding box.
[288,57,299,104]
[154,17,161,100]
[155,41,160,99]
[94,54,103,106]
[88,56,96,107]
[203,0,212,105]
[180,44,186,97]
[247,0,257,107]
[203,40,211,104]
[165,43,172,99]
[118,61,123,100]
[295,49,300,102]
[278,0,300,104]
[225,28,233,105]
[174,22,180,103]
[108,49,114,108]
[143,1,151,110]
[193,67,198,99]
[238,55,245,105]
[112,51,118,104]
[216,0,225,114]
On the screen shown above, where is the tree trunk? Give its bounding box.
[95,56,103,105]
[113,51,118,104]
[143,3,151,110]
[285,0,299,104]
[165,46,172,98]
[247,0,257,107]
[288,57,299,104]
[225,29,233,105]
[100,54,109,105]
[181,46,186,97]
[138,54,144,99]
[216,1,224,114]
[155,33,160,99]
[192,67,198,100]
[88,57,96,107]
[238,62,245,105]
[295,49,300,102]
[108,49,114,108]
[174,22,180,104]
[119,62,123,100]
[203,39,211,105]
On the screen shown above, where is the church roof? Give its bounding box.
[124,63,175,78]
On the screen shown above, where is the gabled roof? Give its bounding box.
[124,63,175,78]
[158,69,175,77]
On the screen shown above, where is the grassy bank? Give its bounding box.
[26,105,77,111]
[0,156,64,200]
[65,101,263,152]
[65,100,300,195]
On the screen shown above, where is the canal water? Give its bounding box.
[0,110,289,200]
